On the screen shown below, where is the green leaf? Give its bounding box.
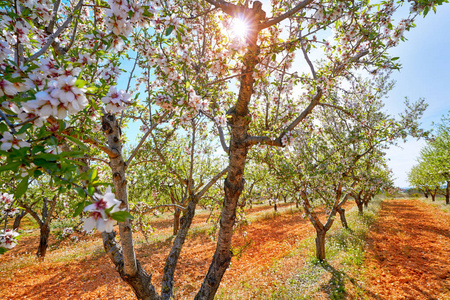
[0,123,8,133]
[17,123,32,134]
[89,169,98,183]
[110,210,134,222]
[165,25,174,36]
[15,176,29,198]
[74,187,86,198]
[73,201,89,217]
[31,145,45,155]
[87,186,95,196]
[391,57,400,61]
[64,135,88,151]
[0,162,22,172]
[0,247,7,255]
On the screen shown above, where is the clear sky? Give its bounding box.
[384,4,450,187]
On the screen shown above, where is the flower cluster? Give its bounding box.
[105,0,152,37]
[155,94,174,111]
[215,114,228,128]
[281,131,293,146]
[0,193,19,217]
[0,132,30,151]
[187,88,208,111]
[101,87,132,113]
[22,76,88,119]
[0,229,19,249]
[83,187,122,233]
[62,227,74,239]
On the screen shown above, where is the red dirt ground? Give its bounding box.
[0,199,347,299]
[364,199,450,300]
[1,202,312,300]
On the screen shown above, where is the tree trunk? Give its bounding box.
[357,202,363,215]
[315,229,326,261]
[364,202,368,208]
[101,113,160,299]
[431,193,436,201]
[102,232,160,300]
[173,209,181,236]
[195,7,264,298]
[337,207,348,229]
[274,200,277,212]
[12,210,26,230]
[446,182,449,205]
[161,195,199,299]
[36,224,50,258]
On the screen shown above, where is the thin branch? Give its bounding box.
[86,156,109,165]
[13,116,39,128]
[300,32,316,79]
[245,88,323,147]
[26,0,83,63]
[139,204,186,215]
[125,110,169,167]
[204,72,251,87]
[63,18,79,54]
[0,110,16,134]
[217,126,230,154]
[197,166,229,199]
[46,0,62,34]
[184,7,218,19]
[259,0,314,29]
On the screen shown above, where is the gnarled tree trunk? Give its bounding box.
[12,210,26,230]
[357,202,364,215]
[337,207,348,229]
[315,228,326,261]
[37,224,50,258]
[173,208,181,236]
[195,6,264,299]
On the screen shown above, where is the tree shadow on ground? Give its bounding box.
[319,261,383,300]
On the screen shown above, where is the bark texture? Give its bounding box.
[315,229,326,261]
[337,207,349,229]
[37,224,50,258]
[102,232,160,300]
[12,210,26,230]
[195,4,265,299]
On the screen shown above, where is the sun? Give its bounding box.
[231,18,249,39]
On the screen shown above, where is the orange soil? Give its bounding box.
[0,202,309,300]
[364,199,450,300]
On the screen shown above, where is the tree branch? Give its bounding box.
[26,0,83,63]
[197,166,229,199]
[245,88,322,147]
[125,110,169,167]
[259,0,314,29]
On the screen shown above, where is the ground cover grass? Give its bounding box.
[417,196,450,213]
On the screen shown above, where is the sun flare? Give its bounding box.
[231,18,249,39]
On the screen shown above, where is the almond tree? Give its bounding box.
[351,154,394,215]
[415,115,450,204]
[127,119,226,237]
[258,74,426,261]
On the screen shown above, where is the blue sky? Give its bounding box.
[124,4,450,188]
[384,4,450,187]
